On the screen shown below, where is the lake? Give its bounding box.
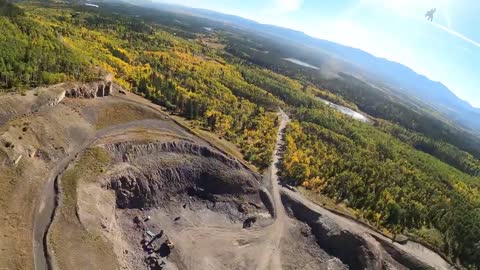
[317,98,371,123]
[283,58,319,70]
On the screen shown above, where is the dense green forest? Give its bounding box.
[1,1,479,267]
[0,0,94,89]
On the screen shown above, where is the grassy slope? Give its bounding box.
[49,147,118,270]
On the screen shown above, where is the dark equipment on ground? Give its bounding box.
[425,8,436,21]
[147,230,164,247]
[243,216,257,228]
[159,239,175,258]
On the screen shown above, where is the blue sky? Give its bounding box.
[157,0,480,107]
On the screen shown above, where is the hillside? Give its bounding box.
[0,0,479,268]
[0,81,452,270]
[141,2,480,135]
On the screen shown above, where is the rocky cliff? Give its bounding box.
[103,140,265,210]
[65,81,112,98]
[281,192,434,270]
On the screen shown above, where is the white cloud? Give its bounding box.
[273,0,303,13]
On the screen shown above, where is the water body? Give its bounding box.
[283,58,319,70]
[85,3,99,8]
[317,98,371,123]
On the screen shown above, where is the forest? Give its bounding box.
[0,0,95,89]
[281,107,480,266]
[0,1,479,267]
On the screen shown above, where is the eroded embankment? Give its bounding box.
[103,140,265,210]
[1,83,111,270]
[0,80,112,127]
[281,191,442,270]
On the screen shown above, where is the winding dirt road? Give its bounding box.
[33,140,91,270]
[258,108,452,270]
[270,110,452,270]
[257,109,290,269]
[31,93,200,270]
[32,93,453,270]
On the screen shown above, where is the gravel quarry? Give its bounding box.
[0,81,454,270]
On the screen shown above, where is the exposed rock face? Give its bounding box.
[105,140,242,169]
[103,141,263,209]
[259,188,275,217]
[281,193,432,270]
[39,89,66,108]
[0,79,112,125]
[65,81,112,98]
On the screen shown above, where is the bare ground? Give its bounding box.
[0,82,455,270]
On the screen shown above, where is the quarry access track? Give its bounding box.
[32,89,453,270]
[32,118,191,270]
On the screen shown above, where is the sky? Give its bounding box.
[156,0,480,107]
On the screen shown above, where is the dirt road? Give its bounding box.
[32,93,453,270]
[33,140,91,270]
[270,110,452,269]
[256,109,290,269]
[259,108,452,270]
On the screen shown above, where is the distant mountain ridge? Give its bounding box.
[124,1,480,133]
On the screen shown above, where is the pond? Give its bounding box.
[283,58,319,70]
[317,98,371,123]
